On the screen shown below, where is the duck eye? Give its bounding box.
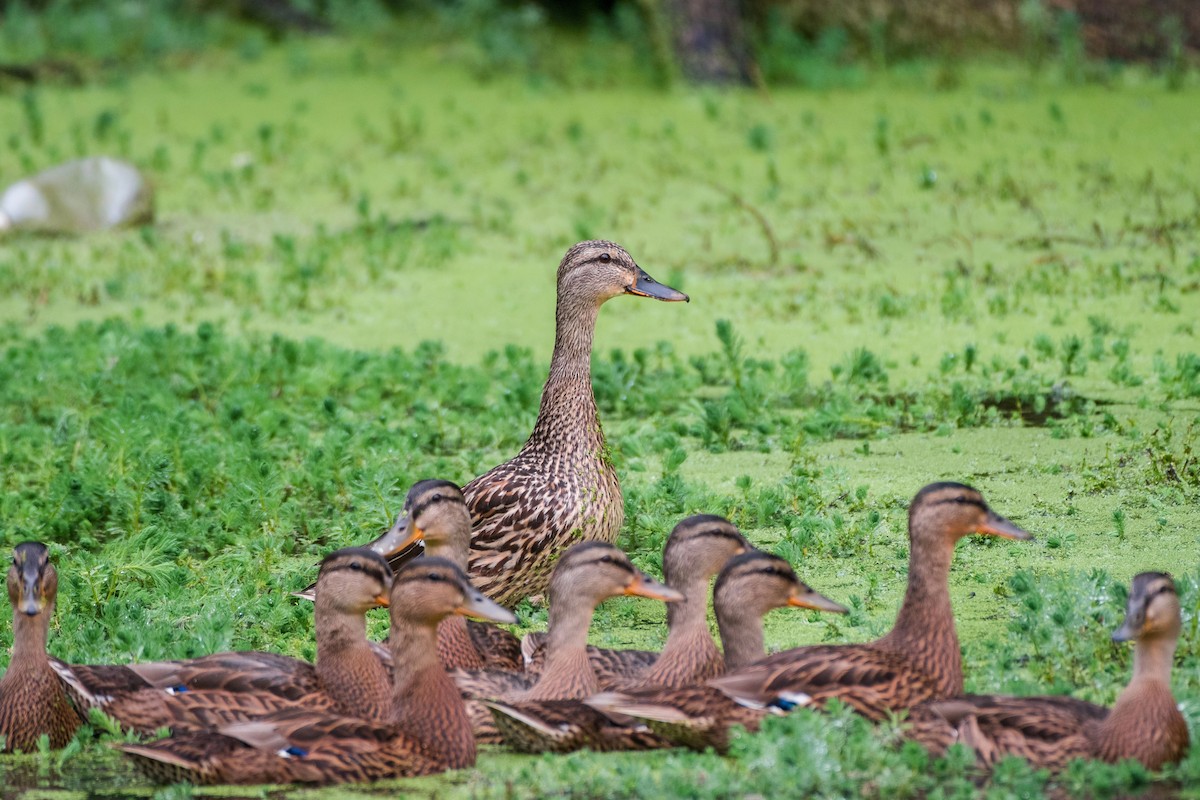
[599,253,611,263]
[349,562,363,571]
[599,555,614,564]
[427,572,444,582]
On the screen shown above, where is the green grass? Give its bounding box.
[0,27,1199,800]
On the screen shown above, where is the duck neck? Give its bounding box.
[390,616,475,768]
[7,609,51,675]
[646,578,721,681]
[437,616,485,669]
[527,294,603,450]
[715,599,767,671]
[879,534,962,696]
[522,599,598,700]
[1096,633,1185,767]
[1129,632,1177,686]
[314,606,392,719]
[427,538,469,574]
[314,606,370,671]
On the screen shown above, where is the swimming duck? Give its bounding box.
[491,550,847,753]
[906,571,1189,772]
[522,514,752,686]
[594,483,1032,750]
[120,558,516,785]
[451,541,682,740]
[54,548,394,733]
[358,241,688,607]
[0,542,80,752]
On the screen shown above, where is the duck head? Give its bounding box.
[367,479,470,564]
[661,514,750,587]
[556,240,689,306]
[391,557,516,627]
[7,541,56,618]
[314,547,394,613]
[908,482,1032,547]
[1113,572,1180,644]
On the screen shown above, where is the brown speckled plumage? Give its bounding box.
[906,572,1189,772]
[54,548,394,735]
[120,558,515,785]
[597,484,1031,751]
[0,543,79,752]
[368,242,687,607]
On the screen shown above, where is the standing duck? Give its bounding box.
[53,548,394,733]
[0,542,79,752]
[907,571,1189,772]
[120,558,516,785]
[360,241,688,606]
[451,541,682,740]
[522,515,752,686]
[491,550,848,753]
[596,483,1032,750]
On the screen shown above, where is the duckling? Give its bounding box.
[451,541,682,740]
[491,550,847,753]
[120,558,516,785]
[357,241,688,607]
[595,483,1032,750]
[54,548,394,733]
[907,571,1189,772]
[522,514,752,686]
[359,479,522,670]
[0,542,79,752]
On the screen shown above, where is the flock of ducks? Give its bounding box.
[0,240,1190,786]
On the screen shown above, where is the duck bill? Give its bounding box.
[624,573,685,603]
[455,588,517,625]
[625,266,689,302]
[19,568,42,616]
[977,512,1032,541]
[787,587,849,614]
[1111,619,1137,643]
[365,513,425,559]
[372,593,391,608]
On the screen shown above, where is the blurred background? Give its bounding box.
[0,0,1196,87]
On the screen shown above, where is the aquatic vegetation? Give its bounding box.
[0,25,1198,800]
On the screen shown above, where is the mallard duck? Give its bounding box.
[357,479,522,670]
[522,514,752,686]
[354,241,688,607]
[592,483,1032,751]
[906,571,1189,772]
[120,557,516,785]
[54,548,394,733]
[490,550,847,753]
[451,541,682,740]
[0,542,80,752]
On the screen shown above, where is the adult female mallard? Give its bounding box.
[906,571,1189,772]
[359,241,688,607]
[490,550,847,753]
[593,483,1032,751]
[120,558,516,785]
[54,548,394,733]
[0,542,80,752]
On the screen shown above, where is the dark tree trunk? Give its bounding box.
[663,0,754,84]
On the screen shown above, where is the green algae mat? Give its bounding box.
[0,38,1198,800]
